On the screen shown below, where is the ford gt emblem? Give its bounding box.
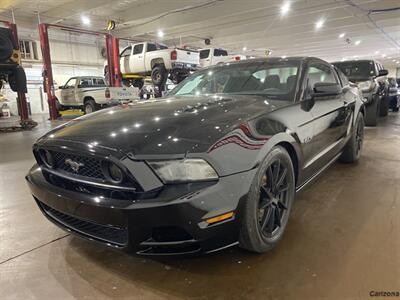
[65,158,84,172]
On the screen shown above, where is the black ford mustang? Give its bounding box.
[26,57,365,255]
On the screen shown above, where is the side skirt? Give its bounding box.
[296,151,342,193]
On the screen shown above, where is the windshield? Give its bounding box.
[168,61,300,101]
[333,61,376,78]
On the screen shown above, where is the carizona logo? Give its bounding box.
[370,291,400,297]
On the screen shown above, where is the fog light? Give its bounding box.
[38,149,54,168]
[104,162,124,183]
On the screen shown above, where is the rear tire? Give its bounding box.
[364,95,379,127]
[339,112,364,163]
[0,30,13,61]
[132,78,144,89]
[239,146,295,253]
[83,99,96,114]
[151,65,168,87]
[380,95,389,117]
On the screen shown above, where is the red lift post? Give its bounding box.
[38,23,122,120]
[0,20,35,128]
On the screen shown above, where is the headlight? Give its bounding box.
[148,159,218,183]
[357,81,373,92]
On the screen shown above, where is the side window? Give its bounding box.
[306,63,337,91]
[120,46,132,57]
[200,50,210,59]
[133,44,144,55]
[79,78,92,87]
[93,78,106,86]
[214,49,228,57]
[64,78,77,89]
[147,43,157,52]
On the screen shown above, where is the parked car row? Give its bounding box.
[28,56,370,255]
[332,59,396,126]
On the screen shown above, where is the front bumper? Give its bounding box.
[171,62,198,72]
[26,164,256,255]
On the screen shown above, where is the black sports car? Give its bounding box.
[26,57,365,255]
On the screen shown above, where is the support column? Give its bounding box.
[9,23,30,123]
[105,34,121,87]
[38,23,59,120]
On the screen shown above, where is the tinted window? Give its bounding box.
[147,43,157,52]
[169,61,300,101]
[333,61,376,78]
[200,49,210,59]
[120,46,131,57]
[133,44,144,55]
[214,49,228,57]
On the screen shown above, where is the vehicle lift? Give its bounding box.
[0,20,37,130]
[38,23,123,120]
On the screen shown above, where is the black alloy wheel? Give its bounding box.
[355,115,364,157]
[258,159,290,238]
[239,146,295,253]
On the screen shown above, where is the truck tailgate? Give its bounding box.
[109,87,139,101]
[175,48,199,65]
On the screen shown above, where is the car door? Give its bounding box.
[120,46,132,74]
[61,78,77,104]
[304,61,350,172]
[130,43,145,73]
[76,77,92,105]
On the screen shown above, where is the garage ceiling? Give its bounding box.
[1,0,400,66]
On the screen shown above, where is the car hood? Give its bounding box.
[41,95,287,156]
[348,75,373,83]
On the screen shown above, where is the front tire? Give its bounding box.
[380,95,389,117]
[364,95,379,127]
[339,112,364,163]
[239,146,295,253]
[151,65,168,87]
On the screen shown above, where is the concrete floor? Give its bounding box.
[0,113,399,300]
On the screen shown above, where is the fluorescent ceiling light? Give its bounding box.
[242,46,247,51]
[81,15,90,25]
[354,40,361,45]
[157,30,164,38]
[339,33,345,38]
[281,2,290,15]
[315,19,324,29]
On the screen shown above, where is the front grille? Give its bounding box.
[50,151,105,180]
[38,201,128,246]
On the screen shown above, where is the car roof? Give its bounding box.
[332,59,374,64]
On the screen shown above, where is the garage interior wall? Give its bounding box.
[1,26,105,116]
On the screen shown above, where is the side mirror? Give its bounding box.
[313,82,342,96]
[378,69,388,77]
[59,86,65,90]
[301,96,315,112]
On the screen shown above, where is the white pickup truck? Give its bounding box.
[55,76,138,114]
[199,48,246,68]
[113,42,199,87]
